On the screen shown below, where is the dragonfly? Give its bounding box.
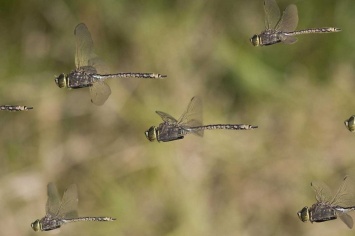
[0,105,33,111]
[55,23,167,105]
[31,183,116,232]
[250,0,341,46]
[145,96,258,142]
[344,115,355,132]
[297,176,355,229]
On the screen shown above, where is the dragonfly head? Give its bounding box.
[297,206,310,222]
[54,74,67,88]
[145,126,157,142]
[250,35,261,46]
[31,219,41,231]
[344,115,355,132]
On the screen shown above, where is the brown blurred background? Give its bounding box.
[0,0,354,235]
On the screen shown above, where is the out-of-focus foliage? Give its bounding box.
[0,0,354,235]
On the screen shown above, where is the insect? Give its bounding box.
[31,183,115,231]
[298,176,355,229]
[250,0,341,46]
[55,23,166,105]
[145,96,258,142]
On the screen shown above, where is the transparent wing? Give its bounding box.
[178,96,203,128]
[330,176,355,208]
[275,4,298,32]
[264,0,281,30]
[74,23,98,69]
[89,81,112,106]
[156,111,178,124]
[280,35,298,44]
[177,97,204,137]
[89,57,109,74]
[45,182,61,217]
[338,212,354,229]
[311,180,333,204]
[56,184,79,219]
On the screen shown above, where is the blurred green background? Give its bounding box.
[0,0,354,235]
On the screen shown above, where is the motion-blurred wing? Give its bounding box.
[57,184,79,219]
[155,111,178,124]
[311,180,333,204]
[90,81,111,106]
[276,4,298,32]
[331,176,355,208]
[74,23,97,69]
[264,0,281,30]
[280,35,298,44]
[338,212,353,229]
[178,96,203,127]
[46,182,61,217]
[178,96,203,136]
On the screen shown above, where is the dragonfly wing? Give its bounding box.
[57,184,79,219]
[311,180,333,203]
[155,111,178,124]
[275,4,298,32]
[337,212,354,229]
[182,125,204,137]
[74,23,98,69]
[91,58,109,74]
[194,130,204,137]
[46,183,61,217]
[90,81,112,106]
[264,0,281,30]
[280,35,298,44]
[331,176,355,208]
[178,96,203,128]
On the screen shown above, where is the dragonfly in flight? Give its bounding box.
[145,96,258,142]
[55,23,167,105]
[250,0,341,46]
[298,176,355,229]
[31,183,115,232]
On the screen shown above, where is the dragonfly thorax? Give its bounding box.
[297,206,310,222]
[55,73,68,88]
[31,219,41,232]
[250,35,261,46]
[145,126,157,142]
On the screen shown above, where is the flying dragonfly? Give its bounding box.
[298,176,355,229]
[55,23,167,105]
[0,105,33,111]
[31,183,115,232]
[250,0,341,46]
[145,96,258,142]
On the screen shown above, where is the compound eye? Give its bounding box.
[55,74,67,88]
[250,35,260,46]
[297,207,309,222]
[345,115,355,132]
[145,127,157,141]
[31,219,41,231]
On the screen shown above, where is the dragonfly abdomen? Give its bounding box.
[286,27,341,36]
[0,105,33,111]
[63,217,116,223]
[335,206,355,213]
[193,124,258,131]
[95,72,166,79]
